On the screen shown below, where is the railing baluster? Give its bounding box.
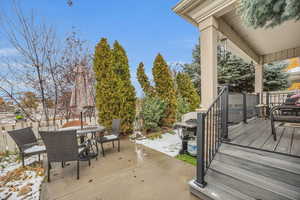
[214,103,217,154]
[209,109,213,162]
[205,111,209,169]
[243,93,247,123]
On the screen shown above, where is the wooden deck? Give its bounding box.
[190,117,300,200]
[228,118,300,157]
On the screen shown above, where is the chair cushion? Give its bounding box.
[103,135,118,141]
[23,145,46,154]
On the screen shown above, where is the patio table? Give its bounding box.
[59,125,106,159]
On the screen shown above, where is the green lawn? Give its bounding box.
[176,154,196,166]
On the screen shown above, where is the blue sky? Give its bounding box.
[0,0,199,96]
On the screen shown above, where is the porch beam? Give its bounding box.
[263,46,300,64]
[218,18,260,64]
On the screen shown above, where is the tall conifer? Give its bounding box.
[137,62,155,97]
[93,38,119,128]
[152,54,177,126]
[176,72,200,111]
[112,41,136,133]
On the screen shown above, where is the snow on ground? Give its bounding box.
[135,131,182,157]
[0,154,45,200]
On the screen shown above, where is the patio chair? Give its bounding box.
[270,105,300,141]
[39,130,90,182]
[7,127,46,167]
[97,119,121,157]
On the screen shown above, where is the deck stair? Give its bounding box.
[190,143,300,200]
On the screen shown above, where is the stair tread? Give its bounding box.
[205,169,290,200]
[211,158,300,200]
[220,143,300,174]
[214,153,300,188]
[189,179,253,200]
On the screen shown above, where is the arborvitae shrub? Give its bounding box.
[176,72,200,111]
[93,38,119,128]
[112,41,136,133]
[152,54,177,126]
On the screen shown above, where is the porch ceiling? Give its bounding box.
[222,10,300,57]
[173,0,300,64]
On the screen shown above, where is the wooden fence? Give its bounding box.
[0,117,98,153]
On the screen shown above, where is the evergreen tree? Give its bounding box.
[182,43,201,94]
[93,38,119,128]
[264,62,289,91]
[112,41,136,133]
[218,51,255,93]
[238,0,300,28]
[183,43,289,93]
[152,54,177,126]
[176,72,200,111]
[136,62,155,97]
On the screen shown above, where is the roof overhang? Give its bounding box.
[173,0,300,64]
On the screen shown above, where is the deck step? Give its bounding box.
[214,152,300,187]
[190,143,300,200]
[189,178,254,200]
[219,143,300,174]
[210,160,300,200]
[206,169,289,200]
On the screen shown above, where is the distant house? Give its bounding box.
[287,57,300,90]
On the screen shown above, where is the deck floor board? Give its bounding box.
[291,128,300,156]
[229,118,300,157]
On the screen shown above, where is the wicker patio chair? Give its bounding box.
[39,130,89,182]
[7,127,46,167]
[97,119,121,157]
[270,105,300,141]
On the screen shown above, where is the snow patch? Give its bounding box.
[135,132,182,157]
[0,155,44,200]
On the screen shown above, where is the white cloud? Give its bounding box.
[0,48,18,56]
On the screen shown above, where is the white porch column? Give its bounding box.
[255,61,264,95]
[199,16,219,109]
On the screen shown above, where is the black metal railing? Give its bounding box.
[195,86,229,188]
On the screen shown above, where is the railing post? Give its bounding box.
[221,86,230,141]
[242,93,247,123]
[195,112,207,188]
[256,93,260,105]
[266,92,270,117]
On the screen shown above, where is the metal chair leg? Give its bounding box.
[48,162,51,182]
[77,160,79,180]
[118,139,120,152]
[95,141,99,160]
[101,142,105,157]
[271,119,277,141]
[21,153,25,167]
[112,141,114,148]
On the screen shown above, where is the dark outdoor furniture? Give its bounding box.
[97,119,121,157]
[7,127,46,167]
[270,105,300,141]
[60,125,106,159]
[40,130,90,182]
[77,126,105,159]
[174,119,197,155]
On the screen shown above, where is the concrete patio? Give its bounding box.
[41,139,199,200]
